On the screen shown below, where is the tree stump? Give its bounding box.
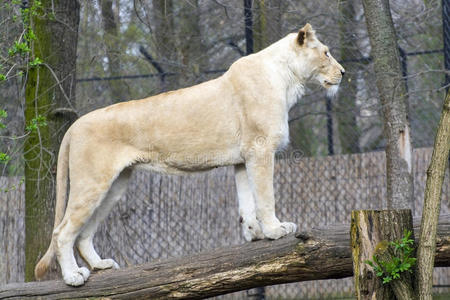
[351,209,414,299]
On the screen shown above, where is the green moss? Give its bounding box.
[295,242,307,255]
[350,211,360,292]
[24,0,60,282]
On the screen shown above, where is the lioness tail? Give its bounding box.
[34,130,71,280]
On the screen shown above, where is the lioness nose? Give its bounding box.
[341,69,345,76]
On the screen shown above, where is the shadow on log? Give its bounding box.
[1,215,449,299]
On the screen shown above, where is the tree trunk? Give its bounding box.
[152,0,175,91]
[24,0,80,282]
[253,0,267,52]
[244,0,253,55]
[98,0,129,102]
[351,210,414,299]
[337,0,360,154]
[3,216,450,299]
[176,0,207,87]
[362,0,413,209]
[416,92,450,299]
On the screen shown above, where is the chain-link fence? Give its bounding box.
[1,0,450,299]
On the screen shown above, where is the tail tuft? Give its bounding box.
[34,245,55,280]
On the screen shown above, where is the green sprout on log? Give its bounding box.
[365,230,416,284]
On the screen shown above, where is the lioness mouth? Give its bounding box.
[324,80,339,86]
[325,83,340,97]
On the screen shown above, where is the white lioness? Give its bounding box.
[35,24,344,286]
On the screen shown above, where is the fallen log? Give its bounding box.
[1,215,449,299]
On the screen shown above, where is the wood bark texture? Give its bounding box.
[416,92,450,300]
[351,210,414,300]
[362,0,413,209]
[24,0,80,282]
[176,0,206,87]
[98,0,129,102]
[151,0,175,91]
[2,216,450,299]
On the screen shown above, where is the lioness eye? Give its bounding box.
[325,51,330,57]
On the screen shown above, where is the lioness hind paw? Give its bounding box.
[92,259,120,270]
[63,267,90,286]
[280,222,297,234]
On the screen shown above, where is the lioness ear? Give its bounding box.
[297,23,315,46]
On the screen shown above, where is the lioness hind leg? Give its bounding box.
[234,164,264,241]
[77,168,131,270]
[54,182,114,286]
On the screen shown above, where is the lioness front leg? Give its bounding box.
[246,152,297,239]
[234,164,264,241]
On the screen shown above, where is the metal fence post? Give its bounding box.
[326,95,334,155]
[398,47,408,93]
[244,0,253,55]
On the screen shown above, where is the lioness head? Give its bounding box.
[293,23,345,97]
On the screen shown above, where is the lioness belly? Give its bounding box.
[134,147,243,175]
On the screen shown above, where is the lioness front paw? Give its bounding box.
[241,219,265,242]
[63,267,90,286]
[263,222,297,240]
[92,259,120,270]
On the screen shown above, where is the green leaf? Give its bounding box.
[26,115,47,132]
[25,28,36,41]
[8,40,31,56]
[365,260,375,267]
[0,109,7,118]
[29,57,43,68]
[0,152,11,164]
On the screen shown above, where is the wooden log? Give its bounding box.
[1,215,449,300]
[351,210,414,300]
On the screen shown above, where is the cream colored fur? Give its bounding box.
[34,24,344,286]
